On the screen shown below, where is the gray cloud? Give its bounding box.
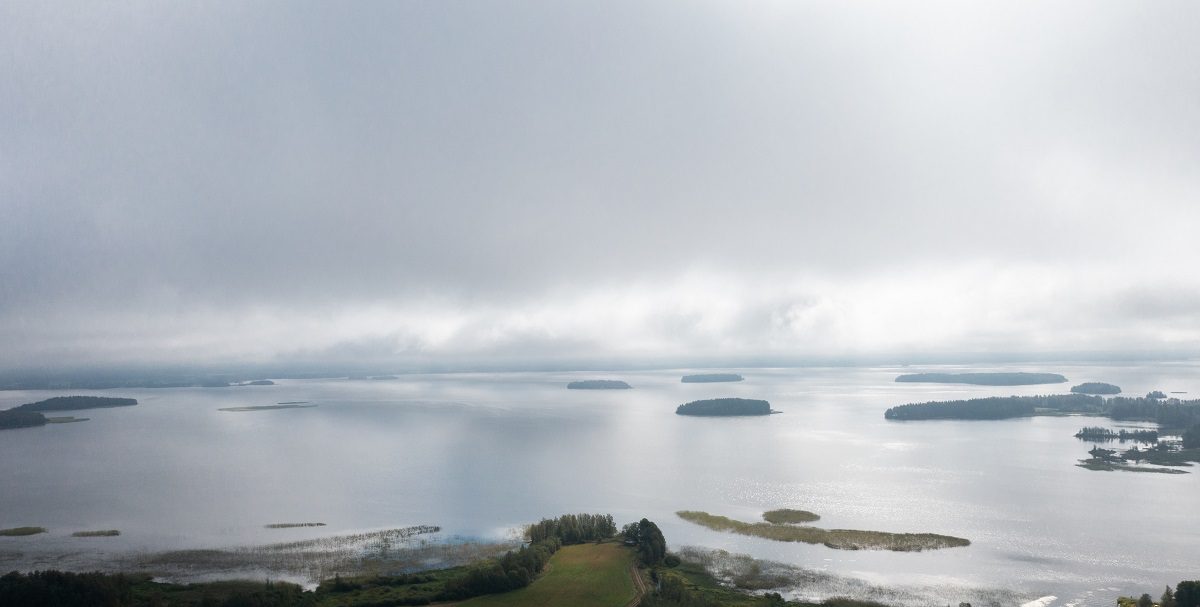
[2,1,1198,370]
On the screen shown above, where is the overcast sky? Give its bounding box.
[2,1,1199,371]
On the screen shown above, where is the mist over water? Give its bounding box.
[1,362,1196,605]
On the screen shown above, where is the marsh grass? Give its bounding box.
[134,525,516,583]
[0,526,47,536]
[218,404,318,412]
[73,530,120,537]
[676,511,969,552]
[46,416,89,423]
[762,509,820,524]
[1076,458,1188,474]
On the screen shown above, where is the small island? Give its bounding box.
[72,530,120,537]
[219,404,318,412]
[236,380,275,386]
[1074,426,1157,442]
[895,372,1067,386]
[676,398,772,416]
[1071,382,1122,395]
[567,380,632,390]
[681,373,744,383]
[676,510,969,552]
[0,526,47,536]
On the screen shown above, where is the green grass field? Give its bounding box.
[458,542,636,607]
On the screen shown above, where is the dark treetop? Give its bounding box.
[0,409,47,429]
[894,372,1067,386]
[680,373,744,383]
[676,397,772,416]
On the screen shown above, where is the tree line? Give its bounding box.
[1120,580,1200,607]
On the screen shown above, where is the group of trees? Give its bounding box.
[1121,580,1200,607]
[442,537,562,599]
[526,513,616,544]
[0,570,133,607]
[622,518,667,566]
[1108,398,1200,429]
[1183,425,1200,450]
[0,409,47,429]
[0,571,313,607]
[1074,427,1158,442]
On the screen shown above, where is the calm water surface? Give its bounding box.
[1,362,1197,605]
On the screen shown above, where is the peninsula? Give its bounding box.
[676,397,772,416]
[1,396,138,430]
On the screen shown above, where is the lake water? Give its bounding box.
[1,362,1197,605]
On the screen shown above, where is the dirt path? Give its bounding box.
[624,565,648,607]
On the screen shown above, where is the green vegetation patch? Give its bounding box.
[676,511,969,552]
[762,509,820,524]
[73,530,120,537]
[458,542,636,607]
[266,522,326,528]
[0,526,48,536]
[218,404,318,412]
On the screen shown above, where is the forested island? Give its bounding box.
[884,394,1106,420]
[1,396,138,430]
[676,398,772,416]
[567,380,632,389]
[1071,382,1121,395]
[894,372,1067,385]
[11,396,138,412]
[681,373,744,383]
[885,394,1200,426]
